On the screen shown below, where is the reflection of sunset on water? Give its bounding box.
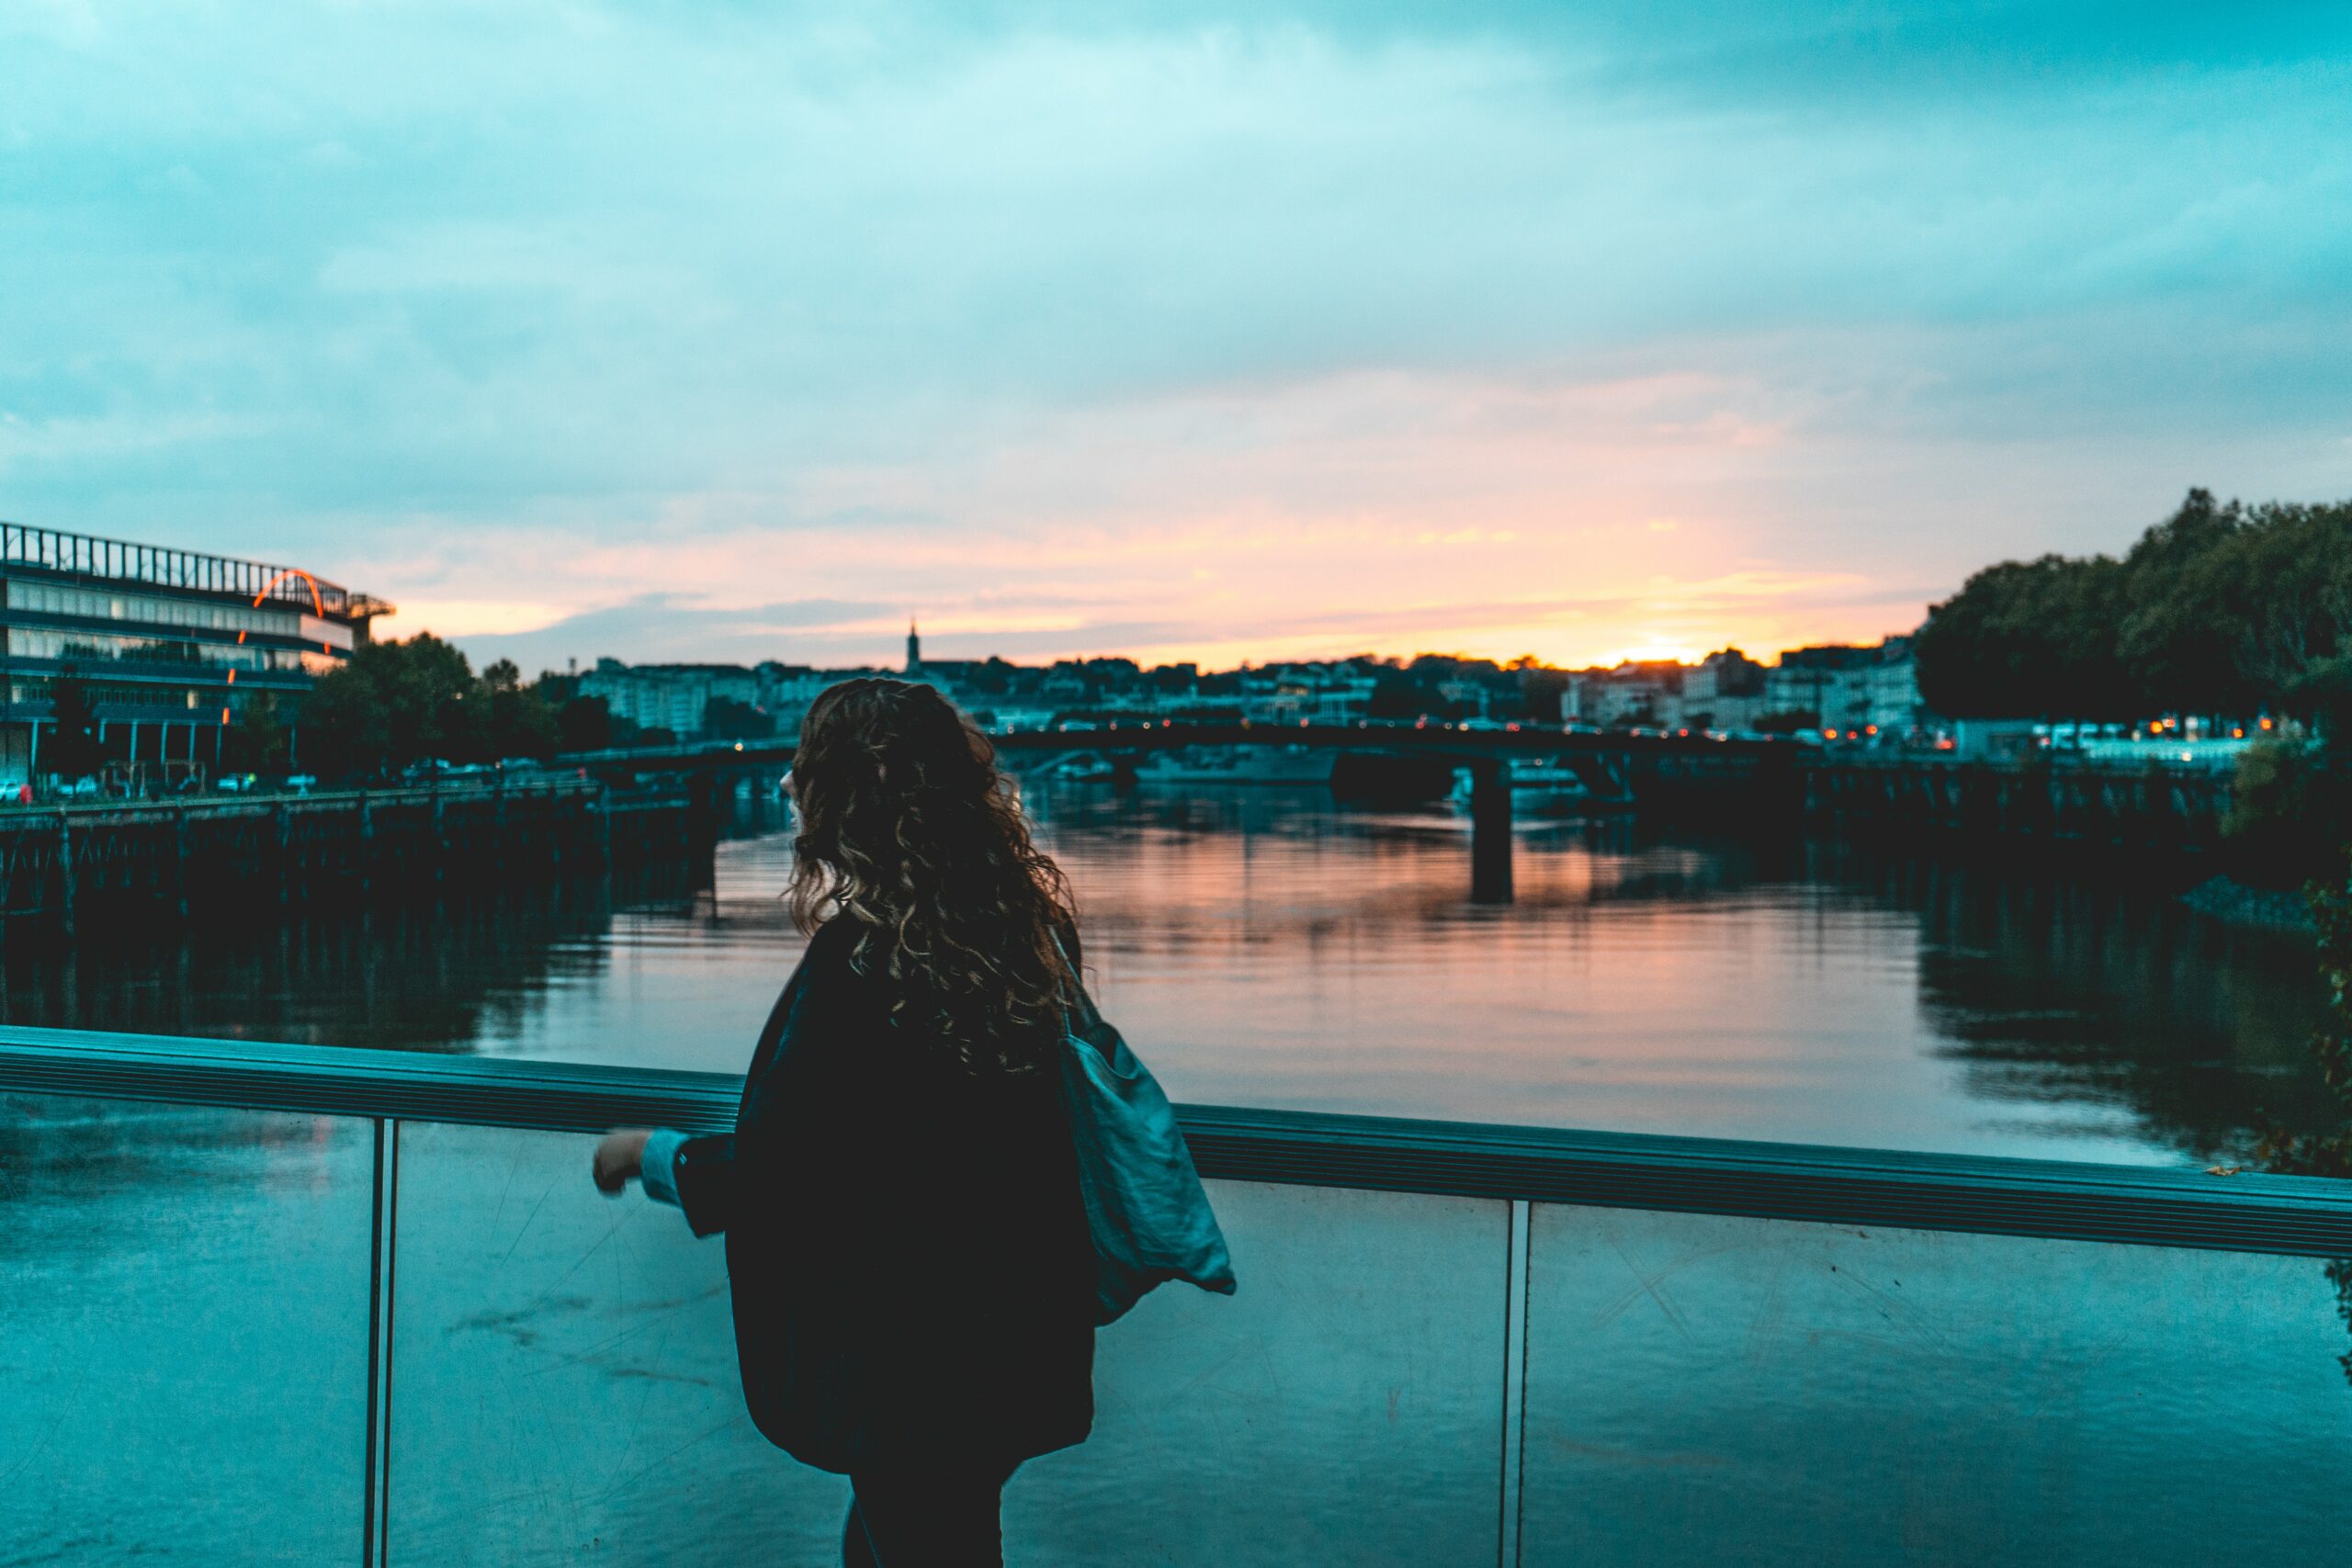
[0,788,2316,1169]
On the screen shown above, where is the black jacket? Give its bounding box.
[673,917,1097,1473]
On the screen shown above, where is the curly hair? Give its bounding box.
[786,677,1080,1074]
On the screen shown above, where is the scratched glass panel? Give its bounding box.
[0,1091,371,1564]
[386,1121,849,1565]
[391,1138,1509,1566]
[1012,1180,1510,1565]
[1521,1203,2352,1566]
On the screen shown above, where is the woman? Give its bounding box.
[592,677,1097,1568]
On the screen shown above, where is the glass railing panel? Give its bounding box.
[1521,1202,2352,1566]
[386,1120,848,1564]
[0,1091,373,1565]
[391,1130,1510,1566]
[1012,1180,1510,1565]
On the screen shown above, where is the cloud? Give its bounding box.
[443,592,896,671]
[1,1,2346,667]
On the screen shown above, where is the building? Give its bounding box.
[1433,677,1492,718]
[580,660,759,739]
[1679,649,1769,730]
[1818,636,1925,739]
[0,521,389,787]
[754,662,831,738]
[1564,662,1682,727]
[1241,664,1378,725]
[1763,644,1878,725]
[1796,634,1928,738]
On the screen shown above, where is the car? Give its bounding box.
[495,757,544,773]
[284,773,316,795]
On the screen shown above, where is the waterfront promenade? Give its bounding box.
[0,777,707,936]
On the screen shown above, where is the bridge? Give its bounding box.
[563,722,1805,903]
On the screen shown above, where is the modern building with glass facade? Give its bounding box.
[0,521,390,786]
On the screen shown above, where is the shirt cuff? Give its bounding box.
[639,1129,690,1207]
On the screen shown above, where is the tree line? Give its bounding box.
[258,634,627,780]
[1914,489,2352,728]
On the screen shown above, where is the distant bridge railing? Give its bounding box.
[560,719,1812,770]
[5,1027,2351,1564]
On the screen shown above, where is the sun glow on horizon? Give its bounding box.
[1596,644,1707,669]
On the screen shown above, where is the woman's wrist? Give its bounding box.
[639,1130,692,1207]
[592,1128,654,1194]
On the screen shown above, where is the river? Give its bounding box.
[5,782,2326,1164]
[6,784,2345,1566]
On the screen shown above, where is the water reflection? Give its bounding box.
[3,787,2346,1563]
[0,863,702,1052]
[1,785,2326,1166]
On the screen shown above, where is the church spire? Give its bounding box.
[905,617,922,674]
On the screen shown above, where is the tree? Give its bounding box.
[481,659,558,761]
[1515,662,1567,722]
[221,693,289,776]
[43,668,103,780]
[1368,669,1426,719]
[302,633,489,779]
[1916,554,2136,719]
[1921,490,2352,725]
[301,657,392,779]
[2115,489,2255,716]
[555,694,623,752]
[2254,855,2352,1385]
[2292,655,2352,743]
[2233,502,2352,711]
[2222,741,2352,889]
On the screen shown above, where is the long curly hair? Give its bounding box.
[786,677,1080,1074]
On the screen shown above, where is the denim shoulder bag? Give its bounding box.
[1053,942,1238,1325]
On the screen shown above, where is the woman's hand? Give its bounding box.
[593,1128,655,1196]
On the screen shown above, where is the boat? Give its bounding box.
[1446,758,1596,808]
[1049,753,1119,783]
[1506,756,1594,802]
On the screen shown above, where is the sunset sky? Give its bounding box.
[4,2,2347,672]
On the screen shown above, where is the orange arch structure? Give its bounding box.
[234,568,336,659]
[252,568,326,617]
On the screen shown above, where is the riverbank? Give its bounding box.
[2180,874,2317,936]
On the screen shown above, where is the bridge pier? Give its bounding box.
[1468,761,1513,904]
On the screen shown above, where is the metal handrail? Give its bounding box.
[0,519,354,612]
[4,1027,2348,1258]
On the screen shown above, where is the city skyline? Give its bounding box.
[7,4,2348,674]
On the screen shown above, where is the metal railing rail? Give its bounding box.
[0,520,355,613]
[4,1027,2349,1258]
